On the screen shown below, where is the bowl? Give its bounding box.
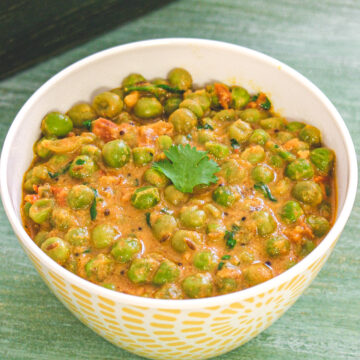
[0,38,357,360]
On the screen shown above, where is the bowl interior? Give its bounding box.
[4,40,349,226]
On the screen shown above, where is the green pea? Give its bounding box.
[41,237,70,265]
[251,164,274,183]
[169,108,197,134]
[163,97,181,116]
[186,90,211,112]
[244,262,273,286]
[133,97,163,119]
[131,186,160,209]
[206,84,220,109]
[241,145,265,164]
[67,185,94,210]
[171,230,202,253]
[310,148,334,174]
[41,112,73,137]
[132,147,154,166]
[173,134,189,145]
[231,86,250,109]
[102,283,116,290]
[144,168,170,188]
[212,186,236,207]
[69,155,96,179]
[270,155,284,168]
[286,121,305,132]
[67,103,97,127]
[249,129,270,145]
[206,222,226,242]
[239,108,269,123]
[157,135,173,150]
[180,206,206,229]
[85,254,114,281]
[266,236,290,257]
[306,215,330,237]
[128,256,160,284]
[24,165,50,192]
[34,231,48,246]
[292,180,323,206]
[216,263,242,294]
[168,67,192,90]
[319,201,332,219]
[228,119,253,143]
[164,185,189,206]
[153,259,180,286]
[219,159,246,184]
[277,131,295,144]
[193,250,218,271]
[180,99,203,119]
[280,201,304,224]
[299,125,321,147]
[110,87,124,99]
[29,198,54,224]
[204,204,221,219]
[197,129,215,144]
[65,227,90,246]
[238,251,254,264]
[260,117,287,130]
[117,111,133,124]
[285,159,314,180]
[122,73,146,87]
[93,91,123,119]
[81,144,101,161]
[155,283,183,299]
[253,211,277,236]
[35,137,54,159]
[213,109,236,122]
[300,240,316,256]
[51,207,78,231]
[266,141,296,162]
[91,224,116,249]
[102,140,131,168]
[182,273,213,298]
[152,215,178,242]
[205,142,230,159]
[46,154,71,172]
[111,236,141,263]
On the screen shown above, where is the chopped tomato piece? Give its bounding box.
[214,83,232,109]
[92,118,119,142]
[24,194,40,204]
[51,186,68,206]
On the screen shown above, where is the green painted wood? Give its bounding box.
[0,0,359,359]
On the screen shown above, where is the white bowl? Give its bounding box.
[0,39,357,360]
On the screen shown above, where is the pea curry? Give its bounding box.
[22,68,336,299]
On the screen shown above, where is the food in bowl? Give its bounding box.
[22,67,336,299]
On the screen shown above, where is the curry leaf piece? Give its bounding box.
[90,188,98,220]
[152,144,220,193]
[145,212,152,228]
[254,182,277,202]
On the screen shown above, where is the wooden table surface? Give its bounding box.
[1,1,359,359]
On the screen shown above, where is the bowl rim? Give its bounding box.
[0,38,357,309]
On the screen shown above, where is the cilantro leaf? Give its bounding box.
[152,144,220,193]
[83,120,92,131]
[260,97,271,110]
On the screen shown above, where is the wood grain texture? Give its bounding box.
[0,0,359,359]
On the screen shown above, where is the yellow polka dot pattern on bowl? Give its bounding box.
[23,239,336,360]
